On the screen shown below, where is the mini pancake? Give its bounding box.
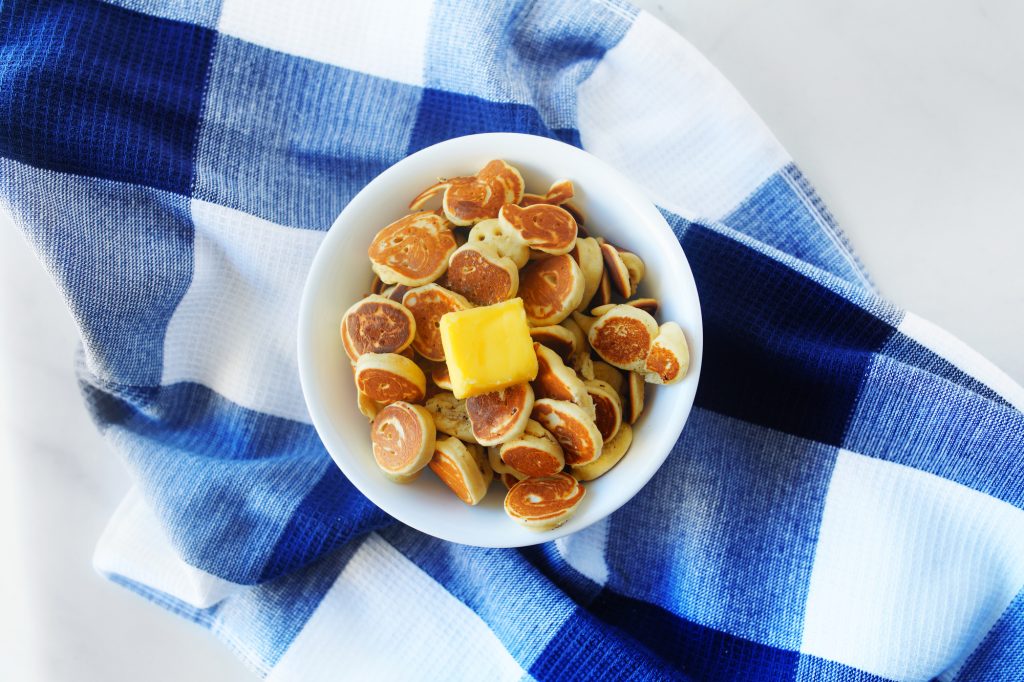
[626,371,645,424]
[504,472,586,531]
[402,284,472,361]
[570,349,594,381]
[592,298,658,318]
[643,322,690,385]
[341,294,416,363]
[572,237,604,312]
[564,203,586,228]
[599,242,632,298]
[369,211,457,286]
[585,379,622,442]
[618,251,645,296]
[572,423,632,481]
[429,436,490,505]
[500,472,523,489]
[498,203,577,255]
[630,297,658,316]
[520,179,574,207]
[467,218,530,268]
[596,269,613,306]
[560,316,586,355]
[357,388,382,421]
[354,353,426,405]
[571,311,596,336]
[588,304,659,372]
[424,392,476,442]
[430,365,453,391]
[488,445,525,480]
[466,441,493,489]
[591,361,625,396]
[370,274,385,295]
[380,283,412,303]
[465,382,534,446]
[531,398,603,466]
[409,160,525,226]
[445,242,519,306]
[499,419,565,478]
[533,343,596,419]
[518,254,585,326]
[529,325,577,360]
[371,402,436,478]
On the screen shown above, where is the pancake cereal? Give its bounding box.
[342,159,692,530]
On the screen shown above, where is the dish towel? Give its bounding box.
[2,0,1023,679]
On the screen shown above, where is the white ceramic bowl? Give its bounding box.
[298,133,702,547]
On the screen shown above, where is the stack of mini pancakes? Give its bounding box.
[340,160,690,531]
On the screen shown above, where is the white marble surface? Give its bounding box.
[1,2,1021,680]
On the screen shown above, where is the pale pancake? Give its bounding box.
[467,218,530,268]
[572,423,632,481]
[571,237,604,312]
[424,392,476,443]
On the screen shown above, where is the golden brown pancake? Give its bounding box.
[467,219,530,268]
[498,203,577,255]
[518,254,585,326]
[532,343,595,419]
[571,237,604,312]
[354,353,426,405]
[529,325,577,360]
[488,445,524,480]
[429,436,490,505]
[424,392,476,442]
[445,242,519,306]
[499,419,565,478]
[626,371,645,425]
[430,364,453,391]
[408,160,525,226]
[402,284,472,361]
[371,402,436,477]
[531,398,603,466]
[588,305,658,371]
[380,283,412,303]
[465,383,534,446]
[642,322,690,385]
[572,422,632,481]
[341,294,416,364]
[370,274,385,295]
[585,379,622,442]
[599,242,632,298]
[504,472,585,530]
[520,179,574,207]
[369,212,457,286]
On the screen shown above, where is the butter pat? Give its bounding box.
[439,298,539,399]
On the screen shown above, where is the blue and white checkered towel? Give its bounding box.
[3,0,1023,679]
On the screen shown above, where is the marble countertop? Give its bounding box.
[2,1,1021,679]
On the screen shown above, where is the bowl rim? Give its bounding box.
[297,132,703,547]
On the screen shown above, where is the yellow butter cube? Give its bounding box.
[439,298,539,399]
